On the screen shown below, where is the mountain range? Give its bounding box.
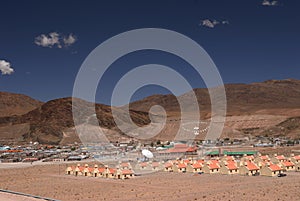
[0,79,300,145]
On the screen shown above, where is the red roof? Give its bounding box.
[208,161,219,169]
[226,161,238,170]
[283,161,294,167]
[261,155,269,160]
[109,168,116,174]
[226,156,235,161]
[177,163,187,168]
[183,159,190,164]
[276,155,285,160]
[98,168,105,173]
[164,162,172,168]
[121,163,130,167]
[121,169,133,175]
[166,145,197,153]
[293,155,300,160]
[269,164,282,171]
[140,162,147,167]
[186,147,197,152]
[197,159,205,164]
[152,162,159,167]
[245,162,259,171]
[192,163,202,169]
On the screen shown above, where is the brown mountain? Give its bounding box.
[129,78,300,116]
[0,92,42,117]
[0,97,151,145]
[1,78,300,144]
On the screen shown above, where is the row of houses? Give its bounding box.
[135,154,300,177]
[65,163,134,180]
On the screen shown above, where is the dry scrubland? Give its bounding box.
[0,163,300,201]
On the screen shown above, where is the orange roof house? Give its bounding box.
[103,166,116,178]
[172,162,187,173]
[151,162,161,171]
[281,161,295,171]
[260,163,283,177]
[135,162,150,170]
[115,167,134,179]
[254,155,270,164]
[164,162,173,172]
[290,154,300,164]
[220,161,239,175]
[270,154,286,164]
[202,161,220,174]
[239,161,260,176]
[65,166,74,175]
[186,162,203,173]
[120,162,132,170]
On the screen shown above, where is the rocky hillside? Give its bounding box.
[0,97,151,144]
[128,79,300,117]
[1,79,300,144]
[0,92,42,117]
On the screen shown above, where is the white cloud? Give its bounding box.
[63,34,77,46]
[35,32,61,48]
[222,20,229,25]
[0,60,14,75]
[200,19,229,28]
[262,0,278,6]
[35,32,77,48]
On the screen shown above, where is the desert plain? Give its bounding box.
[0,161,300,201]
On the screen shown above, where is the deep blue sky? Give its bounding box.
[0,0,299,105]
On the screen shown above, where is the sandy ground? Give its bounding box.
[0,192,42,201]
[0,163,300,201]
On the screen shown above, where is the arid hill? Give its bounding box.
[0,79,300,144]
[0,97,151,144]
[0,92,42,117]
[129,79,300,117]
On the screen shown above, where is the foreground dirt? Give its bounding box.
[0,163,300,201]
[0,192,42,201]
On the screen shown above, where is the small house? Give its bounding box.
[164,162,173,172]
[103,166,116,178]
[65,166,74,175]
[260,163,283,177]
[270,154,286,164]
[281,161,295,171]
[239,161,259,176]
[172,163,187,173]
[290,154,300,164]
[220,161,239,175]
[186,162,203,173]
[202,161,220,174]
[136,162,149,170]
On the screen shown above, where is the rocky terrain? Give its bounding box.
[0,79,300,144]
[0,92,42,117]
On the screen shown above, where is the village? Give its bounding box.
[65,146,300,180]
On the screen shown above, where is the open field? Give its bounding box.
[0,162,300,201]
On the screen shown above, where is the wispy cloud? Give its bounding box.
[262,0,279,6]
[35,32,77,48]
[63,34,77,47]
[0,60,14,75]
[200,19,229,28]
